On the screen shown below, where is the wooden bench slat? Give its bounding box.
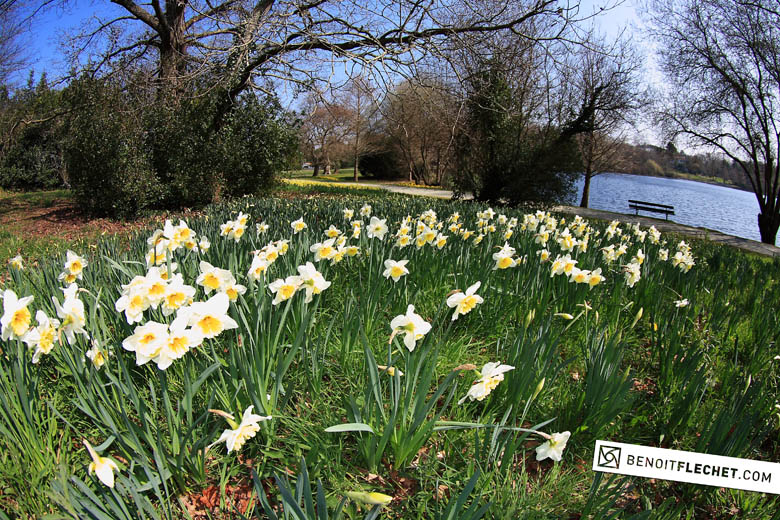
[627,199,675,210]
[627,199,675,220]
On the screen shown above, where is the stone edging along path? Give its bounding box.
[376,183,780,259]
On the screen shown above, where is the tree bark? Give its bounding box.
[758,211,780,244]
[353,153,359,182]
[580,170,592,207]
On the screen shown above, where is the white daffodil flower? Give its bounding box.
[458,362,514,404]
[366,216,389,240]
[297,262,331,303]
[122,320,169,366]
[535,431,571,462]
[155,315,203,370]
[23,310,59,364]
[1,289,33,340]
[382,259,409,282]
[390,304,432,352]
[291,217,307,233]
[84,439,119,488]
[446,282,483,321]
[185,292,239,339]
[268,275,302,305]
[8,255,23,270]
[212,405,272,453]
[52,284,87,345]
[63,250,87,279]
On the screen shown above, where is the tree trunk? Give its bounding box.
[580,170,592,207]
[313,163,320,177]
[353,153,359,182]
[758,211,780,244]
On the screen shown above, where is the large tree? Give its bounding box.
[650,0,780,244]
[62,1,581,118]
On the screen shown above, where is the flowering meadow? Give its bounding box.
[1,193,779,519]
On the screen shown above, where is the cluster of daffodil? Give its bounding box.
[2,196,706,511]
[383,283,569,462]
[1,248,92,365]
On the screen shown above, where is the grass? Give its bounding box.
[1,187,779,519]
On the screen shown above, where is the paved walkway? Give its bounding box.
[375,183,780,258]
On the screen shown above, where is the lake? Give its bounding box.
[573,173,779,246]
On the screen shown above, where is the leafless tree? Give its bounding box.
[57,1,586,121]
[0,0,30,86]
[649,0,780,244]
[565,31,646,207]
[298,92,350,176]
[381,76,462,185]
[339,75,380,182]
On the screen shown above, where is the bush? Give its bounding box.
[359,149,400,179]
[63,78,161,218]
[217,94,299,198]
[146,96,221,209]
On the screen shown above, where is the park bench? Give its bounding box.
[628,199,675,220]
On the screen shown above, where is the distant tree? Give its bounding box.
[298,93,350,177]
[567,32,646,208]
[650,0,780,244]
[339,76,381,182]
[381,77,462,185]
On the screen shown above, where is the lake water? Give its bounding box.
[573,173,779,246]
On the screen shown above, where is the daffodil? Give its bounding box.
[184,292,239,339]
[377,365,403,376]
[674,298,689,308]
[343,208,354,220]
[247,255,270,281]
[23,310,59,363]
[297,262,331,303]
[8,255,23,270]
[196,261,234,294]
[493,243,517,270]
[84,440,119,488]
[199,237,211,253]
[390,304,432,352]
[325,225,341,238]
[359,204,372,217]
[458,362,514,404]
[535,431,571,462]
[122,320,169,366]
[587,268,604,288]
[63,250,87,279]
[311,239,337,262]
[366,216,389,240]
[222,281,247,302]
[291,217,307,234]
[382,259,409,282]
[161,274,196,316]
[52,284,87,345]
[446,282,483,321]
[155,315,203,370]
[346,491,393,506]
[1,289,33,340]
[211,405,272,453]
[86,340,109,369]
[268,275,302,305]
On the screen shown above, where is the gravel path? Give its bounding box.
[375,183,780,258]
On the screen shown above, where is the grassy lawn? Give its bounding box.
[1,187,779,519]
